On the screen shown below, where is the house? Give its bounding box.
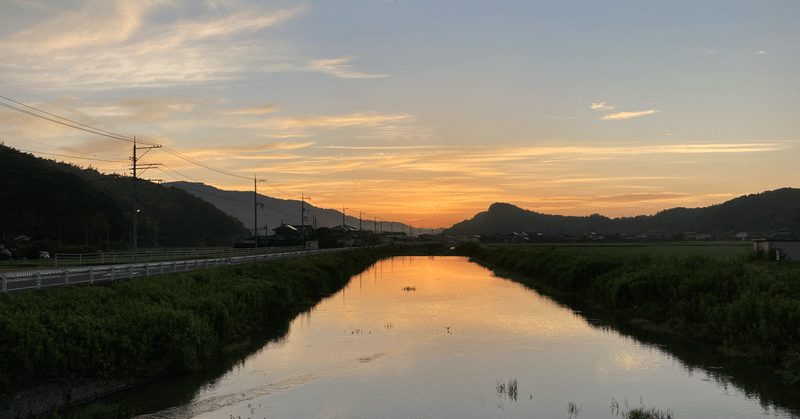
[273,224,299,239]
[330,224,358,246]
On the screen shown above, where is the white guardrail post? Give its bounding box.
[1,247,347,293]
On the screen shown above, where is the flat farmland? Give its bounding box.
[485,242,753,260]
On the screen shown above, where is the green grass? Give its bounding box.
[486,242,751,260]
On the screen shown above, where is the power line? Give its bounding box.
[0,86,303,206]
[159,164,202,183]
[169,180,298,219]
[14,148,128,163]
[0,94,139,142]
[0,130,129,163]
[159,146,251,180]
[0,79,140,141]
[158,146,298,199]
[0,98,139,144]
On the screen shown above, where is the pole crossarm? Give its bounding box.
[131,139,162,253]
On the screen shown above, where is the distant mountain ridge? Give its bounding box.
[444,188,800,236]
[165,181,443,236]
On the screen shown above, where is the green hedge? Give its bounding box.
[0,249,378,394]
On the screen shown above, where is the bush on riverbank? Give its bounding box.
[0,249,378,395]
[454,242,800,382]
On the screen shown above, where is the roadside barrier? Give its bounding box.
[0,248,346,294]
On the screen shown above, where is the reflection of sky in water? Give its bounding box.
[148,257,796,419]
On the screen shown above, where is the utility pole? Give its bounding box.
[131,137,161,254]
[301,194,308,249]
[254,176,257,251]
[359,211,363,231]
[253,175,266,252]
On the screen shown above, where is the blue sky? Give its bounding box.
[0,1,797,227]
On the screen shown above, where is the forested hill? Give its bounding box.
[0,145,249,250]
[443,188,800,236]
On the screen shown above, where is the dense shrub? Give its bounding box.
[0,249,378,394]
[459,244,800,381]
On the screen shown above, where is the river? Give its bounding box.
[129,256,799,418]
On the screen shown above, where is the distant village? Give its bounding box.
[234,223,429,250]
[234,223,800,250]
[464,228,799,244]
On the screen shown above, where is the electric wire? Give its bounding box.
[14,148,128,163]
[0,100,138,144]
[0,94,145,143]
[165,179,297,220]
[0,130,128,162]
[0,79,141,142]
[0,86,304,212]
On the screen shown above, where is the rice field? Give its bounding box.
[485,242,753,260]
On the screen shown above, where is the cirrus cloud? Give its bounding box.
[602,109,660,120]
[307,56,388,79]
[590,102,616,110]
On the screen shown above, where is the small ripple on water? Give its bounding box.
[130,374,321,419]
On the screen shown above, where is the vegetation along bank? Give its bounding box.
[0,248,380,403]
[454,242,800,385]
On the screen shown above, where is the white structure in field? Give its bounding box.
[753,239,800,261]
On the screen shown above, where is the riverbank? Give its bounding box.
[0,248,380,418]
[454,242,800,386]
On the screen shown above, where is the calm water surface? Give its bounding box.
[134,256,798,418]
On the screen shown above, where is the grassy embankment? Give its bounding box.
[455,242,800,384]
[0,248,380,398]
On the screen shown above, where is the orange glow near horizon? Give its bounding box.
[0,2,796,231]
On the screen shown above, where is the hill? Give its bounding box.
[0,144,125,248]
[164,181,442,236]
[444,188,800,237]
[0,145,250,251]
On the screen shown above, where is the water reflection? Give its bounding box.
[132,257,798,419]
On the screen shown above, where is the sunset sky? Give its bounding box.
[1,1,798,228]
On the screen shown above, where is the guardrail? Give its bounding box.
[0,248,346,294]
[52,246,302,267]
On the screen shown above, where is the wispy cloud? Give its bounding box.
[223,105,279,115]
[756,51,769,55]
[320,145,440,150]
[590,102,616,110]
[602,109,660,120]
[276,112,412,130]
[307,56,388,79]
[75,97,200,124]
[6,0,153,52]
[0,1,306,89]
